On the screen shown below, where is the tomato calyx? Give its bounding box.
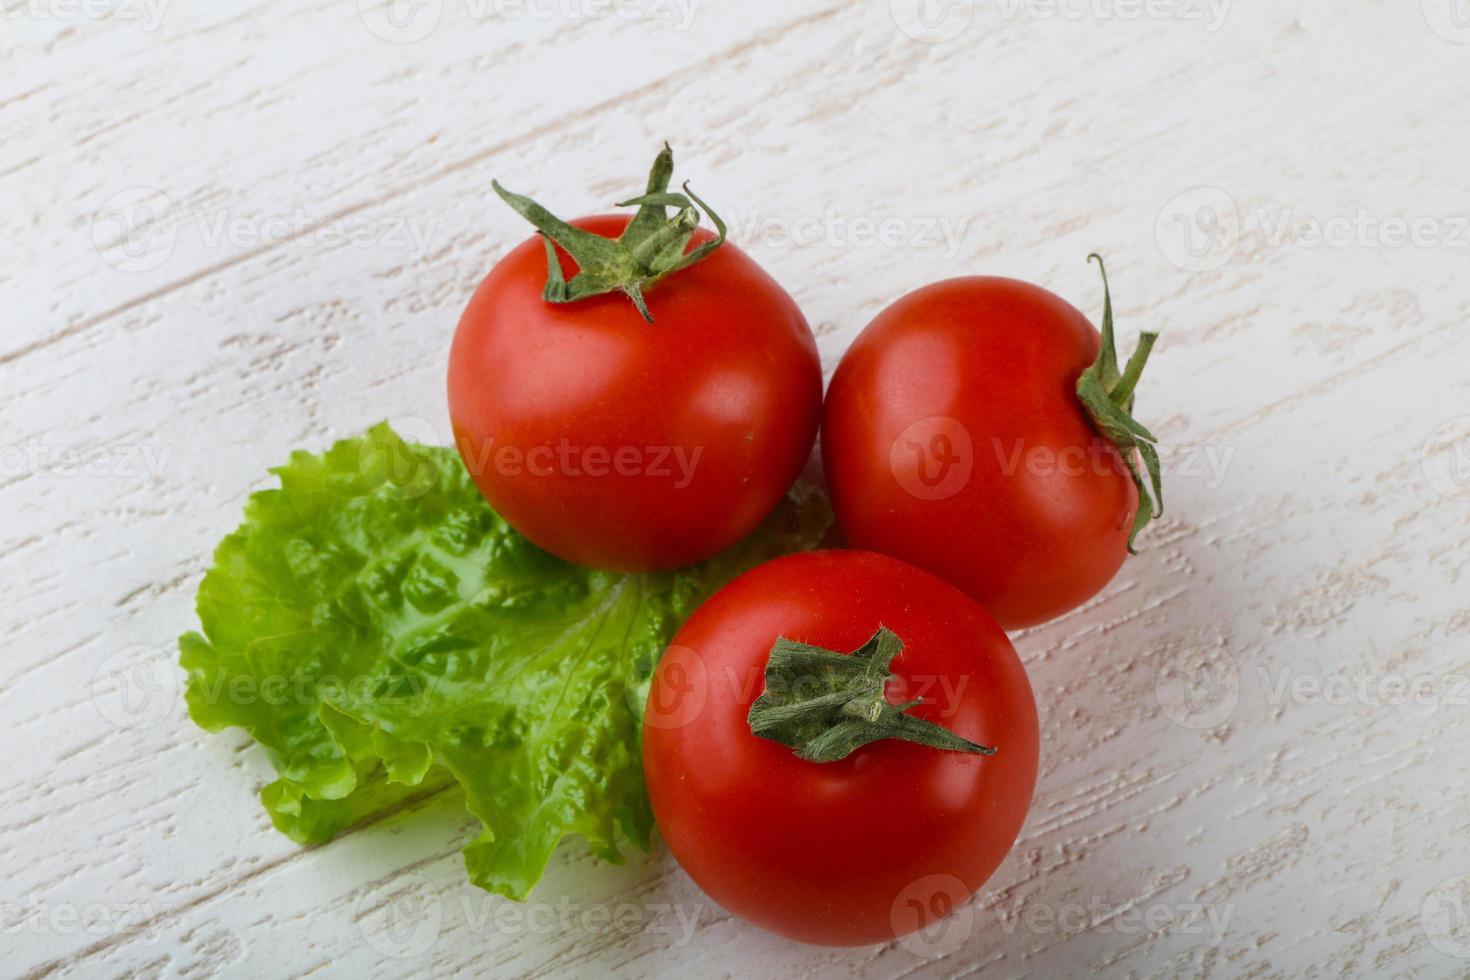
[491,143,728,323]
[746,626,997,763]
[1075,254,1164,553]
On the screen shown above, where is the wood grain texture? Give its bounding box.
[4,0,1469,975]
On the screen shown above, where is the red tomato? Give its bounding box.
[821,273,1159,629]
[643,550,1038,947]
[448,214,822,571]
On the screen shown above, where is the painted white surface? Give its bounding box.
[4,1,1470,976]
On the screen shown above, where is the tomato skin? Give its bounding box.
[821,277,1137,629]
[643,550,1038,947]
[448,215,822,572]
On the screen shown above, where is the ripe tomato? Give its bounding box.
[448,154,821,572]
[643,550,1038,947]
[821,262,1161,629]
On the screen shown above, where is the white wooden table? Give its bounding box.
[6,2,1470,976]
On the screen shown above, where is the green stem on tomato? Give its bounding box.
[1075,254,1164,554]
[746,627,996,764]
[491,144,727,324]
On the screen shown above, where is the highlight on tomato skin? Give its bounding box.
[448,148,824,573]
[820,264,1161,629]
[642,549,1039,947]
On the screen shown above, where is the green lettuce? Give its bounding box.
[180,424,830,899]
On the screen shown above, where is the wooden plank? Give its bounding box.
[4,1,1469,975]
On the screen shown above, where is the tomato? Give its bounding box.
[643,549,1038,947]
[820,263,1161,629]
[448,151,822,572]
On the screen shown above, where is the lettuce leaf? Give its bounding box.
[180,424,830,899]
